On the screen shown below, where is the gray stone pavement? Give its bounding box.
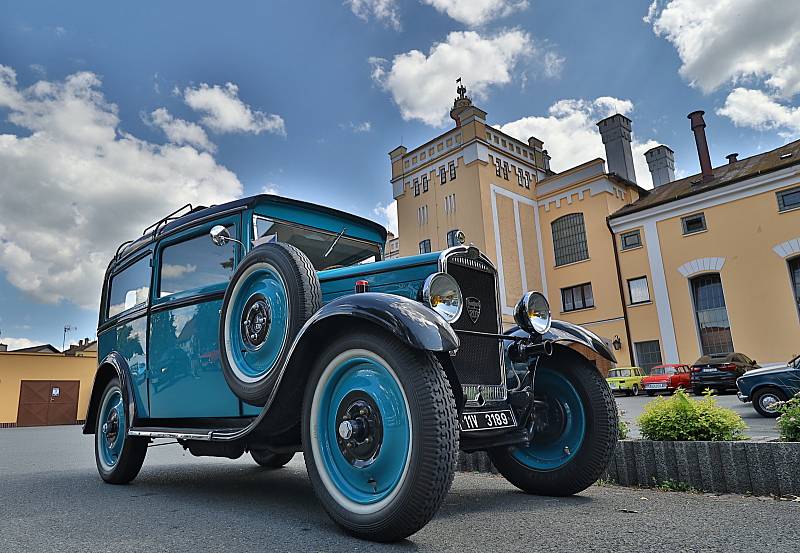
[1,426,797,552]
[615,392,780,440]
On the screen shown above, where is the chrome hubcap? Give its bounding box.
[760,394,779,411]
[241,294,271,350]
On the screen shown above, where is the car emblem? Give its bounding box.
[466,297,481,324]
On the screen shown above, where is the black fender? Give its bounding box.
[505,319,617,365]
[302,292,460,352]
[82,352,137,435]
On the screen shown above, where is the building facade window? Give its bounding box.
[524,171,531,189]
[691,273,734,355]
[417,205,428,226]
[449,161,456,180]
[552,213,589,266]
[790,256,800,317]
[413,178,420,196]
[561,283,594,312]
[634,340,663,372]
[444,193,456,215]
[446,229,461,247]
[419,239,431,254]
[627,276,650,304]
[502,162,509,180]
[495,158,502,177]
[681,212,707,235]
[620,230,641,250]
[439,166,447,184]
[422,174,429,193]
[777,186,800,212]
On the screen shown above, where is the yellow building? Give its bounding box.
[391,89,800,369]
[0,344,97,427]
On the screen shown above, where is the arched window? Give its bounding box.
[690,273,734,355]
[551,213,588,266]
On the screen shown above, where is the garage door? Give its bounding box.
[16,381,80,427]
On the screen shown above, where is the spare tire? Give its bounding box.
[220,242,322,405]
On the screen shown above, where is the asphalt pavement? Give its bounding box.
[615,391,780,440]
[1,425,797,552]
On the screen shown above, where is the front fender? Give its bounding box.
[305,292,459,352]
[82,352,137,434]
[505,319,616,364]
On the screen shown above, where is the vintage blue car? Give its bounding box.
[736,355,800,417]
[84,194,618,541]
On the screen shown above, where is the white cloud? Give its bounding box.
[261,183,280,195]
[717,87,800,137]
[347,0,401,30]
[340,120,372,133]
[0,65,242,309]
[422,0,528,27]
[2,337,40,351]
[498,97,657,188]
[370,30,532,126]
[645,0,800,97]
[183,82,286,136]
[373,201,398,236]
[161,263,197,279]
[147,108,216,152]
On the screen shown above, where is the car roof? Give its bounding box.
[110,194,387,270]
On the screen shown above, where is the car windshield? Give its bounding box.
[610,369,632,377]
[790,354,800,368]
[253,216,381,270]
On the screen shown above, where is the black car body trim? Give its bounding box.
[504,321,617,364]
[82,352,136,434]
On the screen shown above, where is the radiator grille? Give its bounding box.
[446,256,503,387]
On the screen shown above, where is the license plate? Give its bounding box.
[702,368,715,373]
[460,409,516,432]
[645,383,667,389]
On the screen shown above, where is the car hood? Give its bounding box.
[738,363,792,379]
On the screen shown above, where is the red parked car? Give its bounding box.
[642,364,691,396]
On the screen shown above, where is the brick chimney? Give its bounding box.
[644,145,675,187]
[688,110,714,181]
[726,153,738,164]
[0,344,7,352]
[597,114,637,183]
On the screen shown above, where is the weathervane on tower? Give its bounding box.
[450,77,473,126]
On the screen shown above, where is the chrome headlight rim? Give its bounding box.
[422,272,463,323]
[514,291,551,334]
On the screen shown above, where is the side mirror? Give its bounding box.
[210,225,231,246]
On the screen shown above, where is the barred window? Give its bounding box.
[422,174,429,193]
[449,161,456,180]
[439,166,447,184]
[419,239,431,254]
[552,213,589,266]
[502,162,509,180]
[634,341,663,372]
[495,158,502,177]
[413,178,420,196]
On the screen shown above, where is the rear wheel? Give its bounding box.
[752,387,786,418]
[693,386,705,396]
[631,384,640,397]
[251,450,294,468]
[94,378,147,484]
[302,331,458,542]
[489,349,617,497]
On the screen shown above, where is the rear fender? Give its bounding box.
[82,352,136,435]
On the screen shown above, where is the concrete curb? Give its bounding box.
[458,440,800,496]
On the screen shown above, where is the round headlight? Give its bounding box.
[514,291,551,334]
[422,273,462,322]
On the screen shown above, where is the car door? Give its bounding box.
[147,215,242,419]
[97,251,153,418]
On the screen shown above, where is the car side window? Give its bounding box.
[158,226,237,297]
[107,255,152,318]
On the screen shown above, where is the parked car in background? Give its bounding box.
[606,367,646,396]
[736,355,800,417]
[642,364,691,396]
[691,353,759,395]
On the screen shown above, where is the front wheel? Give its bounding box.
[752,387,786,418]
[489,349,617,496]
[302,330,458,542]
[94,378,147,484]
[631,384,640,396]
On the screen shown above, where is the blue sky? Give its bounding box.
[1,0,798,349]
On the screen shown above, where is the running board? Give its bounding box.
[128,427,243,441]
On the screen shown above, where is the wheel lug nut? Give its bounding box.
[359,408,368,416]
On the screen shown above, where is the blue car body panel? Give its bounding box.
[736,362,800,401]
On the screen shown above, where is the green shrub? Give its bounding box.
[638,389,746,441]
[775,392,800,442]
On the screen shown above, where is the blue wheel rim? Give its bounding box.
[98,386,126,469]
[512,367,586,471]
[228,263,288,381]
[312,351,411,511]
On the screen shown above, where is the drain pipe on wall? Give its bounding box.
[606,216,635,366]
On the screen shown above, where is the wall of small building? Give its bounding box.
[0,352,97,424]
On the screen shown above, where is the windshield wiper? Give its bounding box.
[324,227,347,258]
